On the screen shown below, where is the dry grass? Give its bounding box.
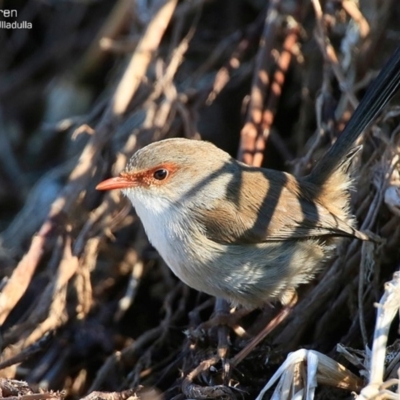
[0,0,400,399]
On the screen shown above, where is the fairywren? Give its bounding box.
[97,46,400,307]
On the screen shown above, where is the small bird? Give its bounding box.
[97,46,400,308]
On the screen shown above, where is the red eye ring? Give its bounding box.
[153,169,168,180]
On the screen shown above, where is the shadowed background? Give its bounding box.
[0,0,400,399]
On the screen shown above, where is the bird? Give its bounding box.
[97,46,400,308]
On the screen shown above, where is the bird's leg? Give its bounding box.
[230,292,298,367]
[191,301,252,338]
[215,298,231,383]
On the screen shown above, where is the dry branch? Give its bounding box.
[0,1,400,399]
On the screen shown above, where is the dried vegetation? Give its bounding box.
[0,0,400,399]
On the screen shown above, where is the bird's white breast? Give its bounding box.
[124,190,201,285]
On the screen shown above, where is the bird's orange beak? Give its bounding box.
[96,174,136,191]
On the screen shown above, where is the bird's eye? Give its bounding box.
[153,168,168,180]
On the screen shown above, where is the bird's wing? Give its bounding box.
[194,167,364,245]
